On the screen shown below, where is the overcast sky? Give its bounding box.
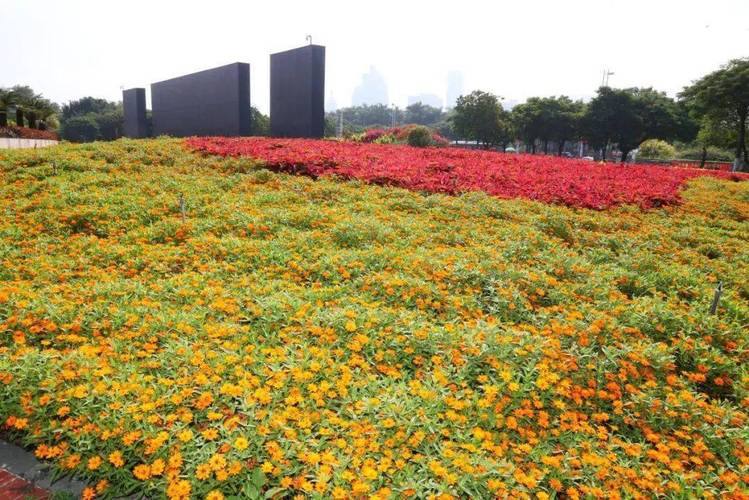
[3,0,748,113]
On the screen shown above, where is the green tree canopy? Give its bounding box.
[58,97,123,142]
[404,102,444,126]
[0,85,59,129]
[61,97,119,120]
[512,96,584,155]
[61,115,100,142]
[250,106,270,136]
[680,58,749,171]
[451,90,512,148]
[582,87,695,162]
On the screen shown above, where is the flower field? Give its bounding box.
[187,137,747,210]
[1,138,748,499]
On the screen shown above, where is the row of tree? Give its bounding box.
[450,58,748,170]
[325,103,449,136]
[0,85,59,129]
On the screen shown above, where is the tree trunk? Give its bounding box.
[531,141,536,154]
[28,112,37,129]
[700,146,707,169]
[15,109,24,127]
[620,149,630,164]
[557,140,565,156]
[739,113,749,167]
[0,112,6,127]
[736,111,748,172]
[543,139,549,155]
[601,147,607,161]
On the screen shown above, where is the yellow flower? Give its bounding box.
[166,479,191,500]
[87,456,102,471]
[108,451,124,468]
[206,491,224,500]
[345,320,357,332]
[196,463,212,480]
[234,437,249,451]
[133,464,151,481]
[150,458,165,476]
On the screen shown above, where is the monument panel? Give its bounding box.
[270,45,325,138]
[122,88,148,138]
[151,63,250,137]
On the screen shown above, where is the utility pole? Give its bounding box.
[601,68,614,87]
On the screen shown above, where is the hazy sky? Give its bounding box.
[4,0,748,113]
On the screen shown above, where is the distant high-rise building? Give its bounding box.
[351,66,388,106]
[407,93,442,108]
[446,70,464,109]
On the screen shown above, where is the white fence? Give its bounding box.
[0,138,59,149]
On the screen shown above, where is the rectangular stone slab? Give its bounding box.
[151,63,250,137]
[123,88,148,138]
[270,45,325,138]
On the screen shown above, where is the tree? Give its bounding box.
[0,85,58,129]
[0,88,14,126]
[685,112,738,167]
[61,115,100,142]
[451,90,512,148]
[59,97,122,142]
[582,88,641,161]
[582,87,693,162]
[635,88,697,143]
[404,102,444,126]
[61,97,118,120]
[324,104,407,135]
[512,96,585,155]
[249,106,270,136]
[511,99,545,153]
[95,110,124,140]
[432,114,457,141]
[680,58,749,171]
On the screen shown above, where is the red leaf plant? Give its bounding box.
[186,137,747,210]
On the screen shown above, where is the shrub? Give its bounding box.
[677,146,734,162]
[407,125,433,147]
[0,125,58,140]
[94,110,124,141]
[638,139,676,160]
[61,115,100,143]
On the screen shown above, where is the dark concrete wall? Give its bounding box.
[270,45,325,138]
[123,88,148,138]
[151,63,250,137]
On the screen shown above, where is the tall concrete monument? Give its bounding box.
[122,88,148,138]
[151,63,250,137]
[270,45,325,138]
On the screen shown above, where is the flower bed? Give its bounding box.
[187,137,746,209]
[0,139,748,499]
[0,125,58,141]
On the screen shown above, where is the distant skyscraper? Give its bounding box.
[446,70,464,109]
[351,66,388,106]
[407,93,443,108]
